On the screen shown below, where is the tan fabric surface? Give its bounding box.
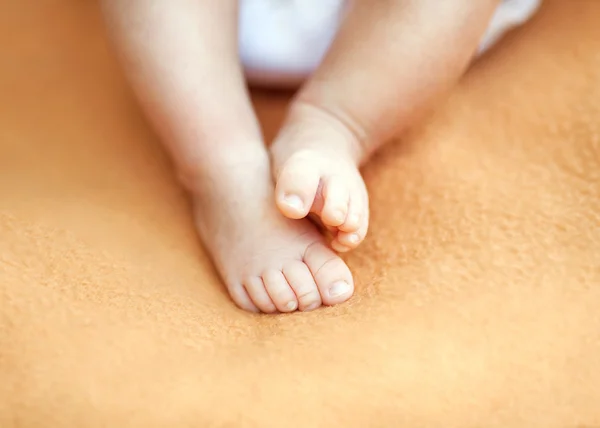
[1,0,599,426]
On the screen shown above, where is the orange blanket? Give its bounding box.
[1,1,599,426]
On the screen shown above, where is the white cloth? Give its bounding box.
[239,0,542,87]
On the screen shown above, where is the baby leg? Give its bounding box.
[100,0,355,312]
[270,0,499,251]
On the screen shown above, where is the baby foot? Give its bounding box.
[187,153,354,313]
[271,143,369,253]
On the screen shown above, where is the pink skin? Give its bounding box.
[100,0,498,313]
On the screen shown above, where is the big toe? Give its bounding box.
[304,242,354,306]
[275,151,322,220]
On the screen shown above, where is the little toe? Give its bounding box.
[330,239,353,253]
[335,211,368,250]
[320,175,350,228]
[339,195,365,233]
[243,276,278,313]
[335,231,363,250]
[275,153,322,220]
[282,261,322,311]
[228,284,260,313]
[304,242,354,306]
[262,270,299,313]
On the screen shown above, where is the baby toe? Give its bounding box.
[275,152,322,220]
[335,232,362,250]
[262,270,298,313]
[243,276,278,314]
[330,239,353,253]
[282,261,322,311]
[228,283,261,313]
[320,175,350,228]
[304,242,354,306]
[335,209,369,250]
[339,193,366,234]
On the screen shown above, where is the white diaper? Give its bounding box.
[239,0,542,87]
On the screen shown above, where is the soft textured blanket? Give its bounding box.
[1,0,599,427]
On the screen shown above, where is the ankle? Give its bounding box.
[176,141,271,194]
[273,100,370,165]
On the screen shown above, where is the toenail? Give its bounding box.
[283,194,304,211]
[328,281,351,298]
[285,301,298,311]
[304,302,320,311]
[348,234,360,244]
